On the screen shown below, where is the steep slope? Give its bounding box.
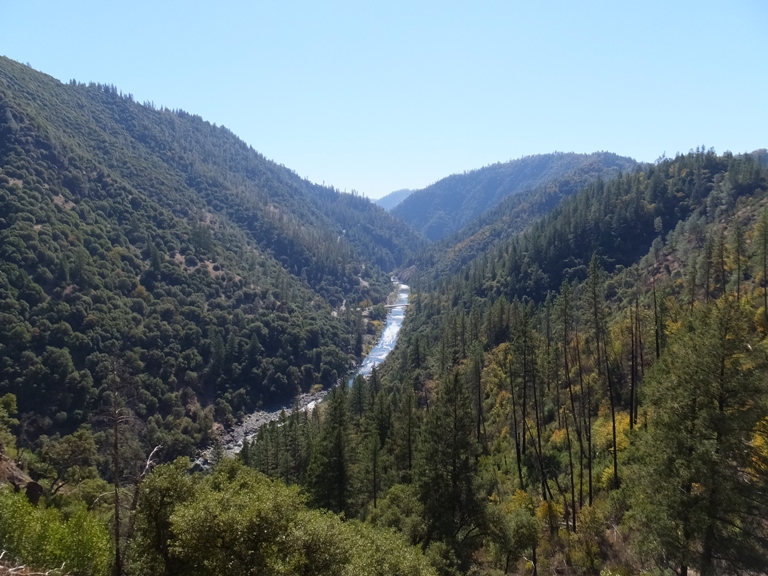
[419,149,766,303]
[410,153,642,279]
[308,189,426,273]
[375,188,412,211]
[0,57,416,457]
[0,58,425,302]
[392,152,637,241]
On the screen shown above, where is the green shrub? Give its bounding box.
[0,487,111,576]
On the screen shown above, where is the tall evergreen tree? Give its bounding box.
[731,221,746,301]
[755,208,768,317]
[586,254,619,488]
[628,298,768,576]
[391,388,421,483]
[307,386,351,515]
[416,371,485,569]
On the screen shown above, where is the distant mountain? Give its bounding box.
[375,189,412,211]
[0,56,423,453]
[392,152,637,242]
[409,151,640,278]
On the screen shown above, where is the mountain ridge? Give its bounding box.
[399,152,640,282]
[392,151,637,242]
[374,188,412,211]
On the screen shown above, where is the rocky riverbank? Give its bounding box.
[195,389,329,467]
[199,281,409,465]
[219,389,329,455]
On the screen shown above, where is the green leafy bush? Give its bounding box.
[0,487,111,576]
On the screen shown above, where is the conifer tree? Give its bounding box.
[349,375,368,420]
[731,221,746,301]
[586,254,619,488]
[390,387,420,483]
[416,371,484,568]
[360,394,383,510]
[307,386,351,515]
[755,208,768,316]
[556,281,582,520]
[628,298,768,576]
[714,228,728,298]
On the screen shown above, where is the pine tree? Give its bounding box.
[714,228,728,298]
[628,298,768,576]
[754,208,768,317]
[586,255,619,488]
[349,375,368,420]
[391,388,420,483]
[416,371,485,569]
[730,221,746,301]
[307,386,351,514]
[557,280,581,525]
[360,394,383,510]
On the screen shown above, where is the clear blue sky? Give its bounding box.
[2,1,766,198]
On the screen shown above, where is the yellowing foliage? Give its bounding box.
[549,427,568,448]
[536,499,562,528]
[754,307,768,334]
[494,389,511,411]
[506,489,535,514]
[599,466,615,491]
[752,416,768,474]
[594,410,630,454]
[666,318,682,335]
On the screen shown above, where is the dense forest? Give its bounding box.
[243,148,768,575]
[0,56,427,482]
[0,57,437,574]
[2,57,768,576]
[407,155,644,281]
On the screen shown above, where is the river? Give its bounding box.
[215,282,410,456]
[349,282,410,383]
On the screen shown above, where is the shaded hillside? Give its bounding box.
[308,189,426,273]
[425,149,766,304]
[411,153,642,279]
[392,151,637,241]
[0,57,416,458]
[375,188,412,211]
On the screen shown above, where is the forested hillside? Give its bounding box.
[408,154,645,280]
[0,56,421,461]
[244,148,768,575]
[2,57,767,576]
[0,57,440,576]
[392,152,636,242]
[375,188,412,211]
[437,149,765,303]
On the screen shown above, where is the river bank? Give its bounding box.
[216,389,330,455]
[350,282,409,381]
[209,281,410,458]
